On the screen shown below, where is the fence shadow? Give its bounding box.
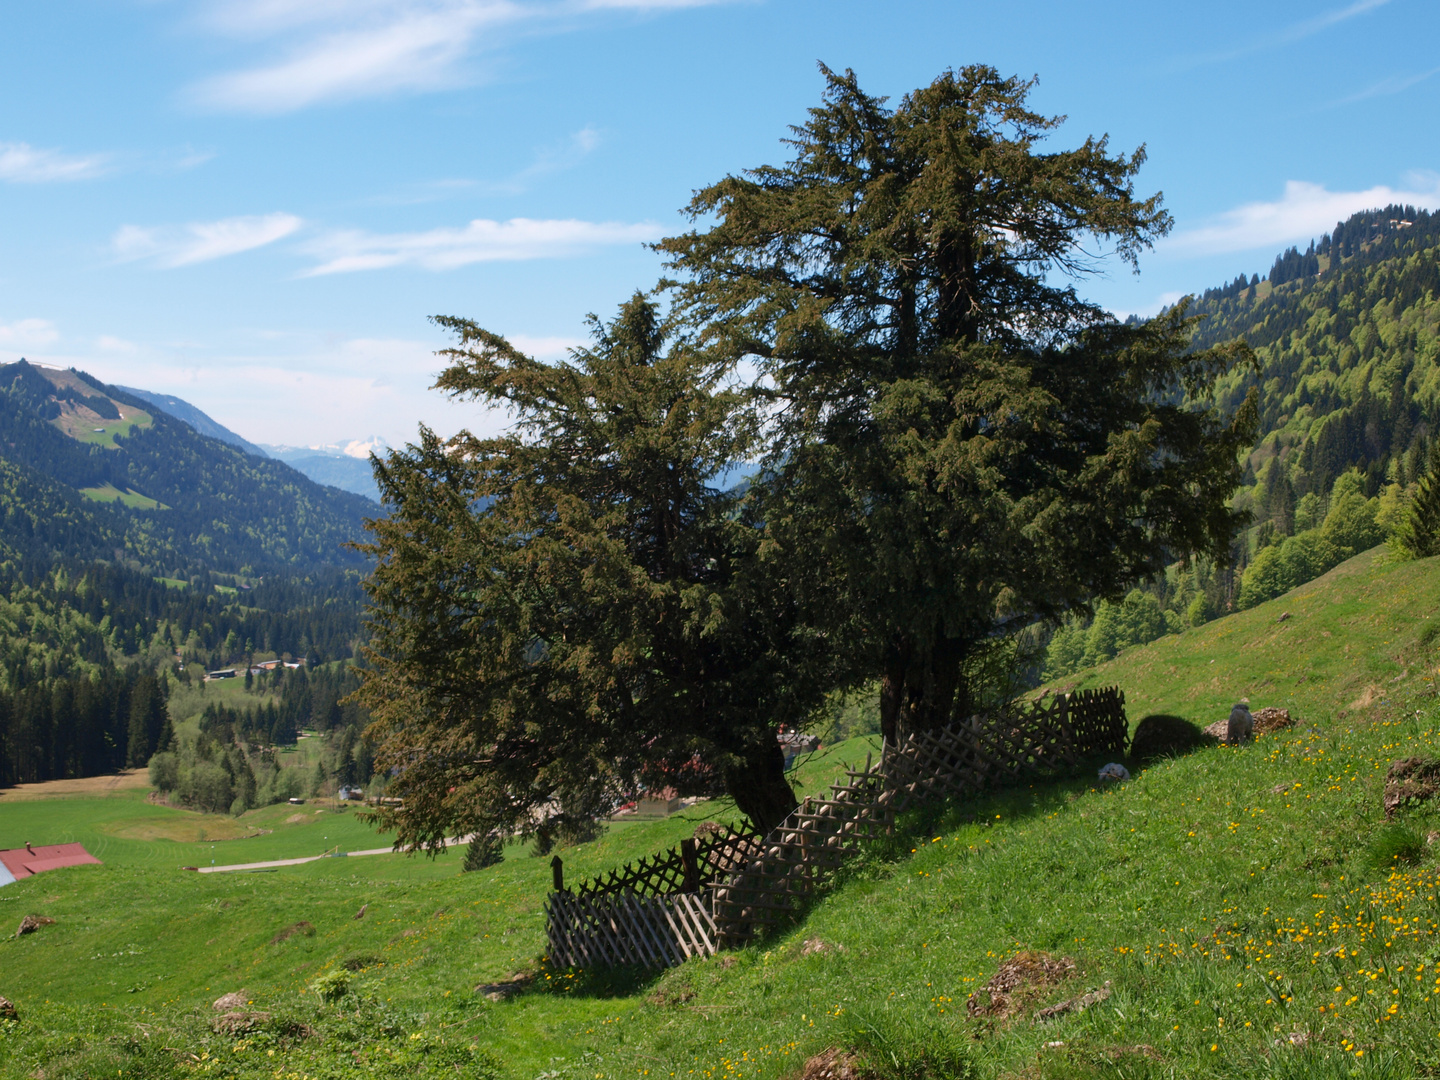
[545,688,1129,971]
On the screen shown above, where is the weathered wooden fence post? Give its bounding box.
[551,854,564,892]
[680,838,699,893]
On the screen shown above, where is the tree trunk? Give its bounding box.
[884,632,969,744]
[723,735,798,836]
[880,637,910,748]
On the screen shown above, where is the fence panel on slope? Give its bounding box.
[545,687,1126,968]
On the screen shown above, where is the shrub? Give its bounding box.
[308,969,351,1003]
[463,832,504,872]
[1368,823,1427,873]
[1129,714,1209,762]
[147,751,179,792]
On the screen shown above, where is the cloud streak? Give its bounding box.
[113,213,305,267]
[1177,0,1390,69]
[187,0,736,112]
[1164,179,1440,257]
[0,142,108,183]
[301,216,662,274]
[1335,65,1440,105]
[192,2,520,112]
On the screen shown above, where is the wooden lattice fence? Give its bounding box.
[546,687,1126,968]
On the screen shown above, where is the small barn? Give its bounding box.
[0,842,101,886]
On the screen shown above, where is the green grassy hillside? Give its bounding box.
[1052,545,1438,727]
[4,549,1440,1078]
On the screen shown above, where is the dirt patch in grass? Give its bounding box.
[269,921,316,945]
[0,770,149,801]
[16,914,55,937]
[1033,980,1112,1021]
[1384,757,1440,818]
[966,951,1075,1020]
[799,1047,867,1080]
[1252,706,1295,736]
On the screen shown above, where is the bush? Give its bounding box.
[1368,823,1427,873]
[147,751,179,793]
[463,832,504,872]
[308,969,351,1003]
[1129,714,1210,762]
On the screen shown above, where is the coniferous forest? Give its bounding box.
[0,362,374,791]
[1044,205,1440,677]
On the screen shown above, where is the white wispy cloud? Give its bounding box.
[302,216,662,274]
[193,2,519,112]
[0,142,108,183]
[0,318,60,347]
[1163,180,1440,257]
[186,0,735,113]
[1336,65,1440,105]
[1177,0,1390,69]
[113,213,304,268]
[1285,0,1389,40]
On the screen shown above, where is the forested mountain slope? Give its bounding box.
[1044,207,1440,677]
[1189,205,1440,515]
[0,361,374,574]
[116,385,270,460]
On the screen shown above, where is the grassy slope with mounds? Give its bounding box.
[1051,545,1438,727]
[5,550,1440,1078]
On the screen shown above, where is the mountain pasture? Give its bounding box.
[3,549,1440,1077]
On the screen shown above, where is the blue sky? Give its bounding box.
[1,0,1437,447]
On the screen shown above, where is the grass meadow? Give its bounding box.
[2,547,1440,1078]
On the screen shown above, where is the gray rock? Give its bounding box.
[1227,703,1254,744]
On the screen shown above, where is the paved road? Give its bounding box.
[196,835,473,874]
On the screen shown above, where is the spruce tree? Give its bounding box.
[1395,440,1440,559]
[462,832,503,872]
[358,293,833,843]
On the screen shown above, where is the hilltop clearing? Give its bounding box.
[2,549,1440,1076]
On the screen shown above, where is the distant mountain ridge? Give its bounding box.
[116,386,270,459]
[105,387,383,503]
[263,439,387,501]
[0,360,373,573]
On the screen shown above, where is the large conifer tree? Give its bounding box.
[358,295,835,844]
[1395,440,1440,560]
[661,64,1256,743]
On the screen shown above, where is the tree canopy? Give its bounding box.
[359,64,1258,846]
[660,64,1256,744]
[358,295,836,844]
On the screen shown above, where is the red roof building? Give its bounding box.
[0,842,101,886]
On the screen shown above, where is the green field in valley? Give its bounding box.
[2,549,1440,1078]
